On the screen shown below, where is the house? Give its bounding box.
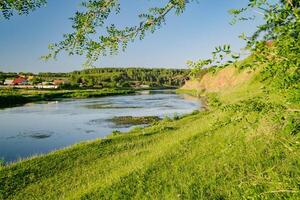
[12,77,28,85]
[53,79,65,85]
[35,85,58,89]
[4,79,14,85]
[27,76,34,81]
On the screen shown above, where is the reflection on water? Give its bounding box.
[0,90,201,162]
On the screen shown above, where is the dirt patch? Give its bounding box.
[181,80,202,90]
[182,67,255,92]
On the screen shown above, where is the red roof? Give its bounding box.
[12,77,27,85]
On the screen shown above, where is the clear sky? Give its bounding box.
[0,0,262,72]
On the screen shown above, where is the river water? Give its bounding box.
[0,90,201,163]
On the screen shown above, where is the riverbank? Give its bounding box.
[0,65,299,199]
[0,88,135,108]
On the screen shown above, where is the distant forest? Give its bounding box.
[0,68,190,88]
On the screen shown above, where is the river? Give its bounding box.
[0,90,201,163]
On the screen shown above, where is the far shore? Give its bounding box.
[0,88,135,109]
[0,87,180,109]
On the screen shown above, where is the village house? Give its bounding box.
[4,79,14,85]
[12,77,28,85]
[35,85,58,89]
[34,81,59,89]
[42,81,52,85]
[53,79,65,85]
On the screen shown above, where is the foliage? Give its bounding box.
[1,0,194,65]
[0,89,30,108]
[58,83,80,90]
[0,68,189,88]
[69,68,189,88]
[0,158,4,167]
[42,0,194,66]
[0,0,47,19]
[229,0,300,89]
[187,44,241,77]
[0,71,17,81]
[188,1,299,92]
[1,0,299,76]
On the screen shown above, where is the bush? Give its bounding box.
[59,83,80,90]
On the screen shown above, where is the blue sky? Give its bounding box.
[0,0,262,72]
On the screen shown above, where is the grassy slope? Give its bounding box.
[0,69,299,199]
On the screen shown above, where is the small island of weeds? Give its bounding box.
[110,116,161,126]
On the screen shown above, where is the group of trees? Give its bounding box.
[1,0,194,66]
[0,72,17,82]
[0,71,67,83]
[69,68,189,88]
[0,68,189,89]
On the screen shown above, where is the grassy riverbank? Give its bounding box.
[0,88,134,108]
[0,66,299,199]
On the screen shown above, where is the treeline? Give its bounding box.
[0,71,67,83]
[0,72,17,81]
[0,68,190,88]
[69,68,189,88]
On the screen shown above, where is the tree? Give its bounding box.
[0,0,47,19]
[186,0,299,89]
[230,0,300,89]
[1,0,193,66]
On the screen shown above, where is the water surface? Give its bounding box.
[0,90,201,162]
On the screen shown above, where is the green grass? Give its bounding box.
[0,71,299,199]
[0,88,134,108]
[176,89,202,97]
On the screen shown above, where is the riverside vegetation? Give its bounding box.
[0,88,134,108]
[110,116,161,126]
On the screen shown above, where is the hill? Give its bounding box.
[181,66,255,92]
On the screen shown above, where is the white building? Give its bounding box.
[4,79,14,85]
[35,85,58,89]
